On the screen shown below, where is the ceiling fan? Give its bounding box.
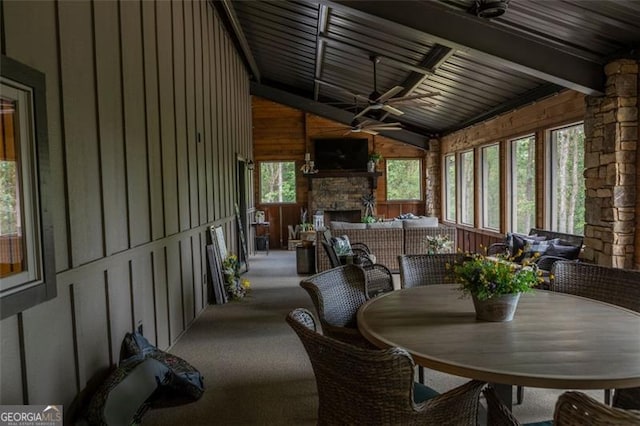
[316,55,439,120]
[314,118,403,136]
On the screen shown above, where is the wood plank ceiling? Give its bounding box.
[223,0,640,147]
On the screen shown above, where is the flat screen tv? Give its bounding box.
[313,138,368,172]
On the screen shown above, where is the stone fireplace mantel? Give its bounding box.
[304,171,382,190]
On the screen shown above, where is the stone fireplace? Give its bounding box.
[308,175,374,223]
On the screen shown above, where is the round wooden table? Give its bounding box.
[357,285,640,407]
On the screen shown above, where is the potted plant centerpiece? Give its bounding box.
[451,251,542,321]
[368,152,383,172]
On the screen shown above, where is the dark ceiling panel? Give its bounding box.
[229,0,639,139]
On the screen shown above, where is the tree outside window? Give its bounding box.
[460,151,474,225]
[511,135,536,234]
[260,161,296,203]
[444,154,456,222]
[386,159,421,200]
[550,124,585,235]
[481,144,500,230]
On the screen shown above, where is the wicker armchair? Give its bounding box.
[287,308,486,426]
[321,241,394,298]
[299,264,374,348]
[483,386,640,426]
[555,391,640,425]
[551,261,640,407]
[398,253,463,289]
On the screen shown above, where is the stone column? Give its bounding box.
[425,138,441,217]
[583,58,638,268]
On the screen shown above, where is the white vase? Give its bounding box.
[367,160,375,173]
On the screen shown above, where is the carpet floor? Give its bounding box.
[144,250,602,425]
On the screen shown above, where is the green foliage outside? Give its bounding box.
[482,145,500,229]
[512,136,536,234]
[551,125,585,235]
[386,159,421,200]
[260,161,296,203]
[461,151,474,224]
[445,155,456,221]
[0,160,19,236]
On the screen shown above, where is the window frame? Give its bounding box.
[443,153,456,223]
[459,150,475,226]
[546,121,585,235]
[258,160,298,204]
[385,158,422,201]
[508,134,536,234]
[1,55,56,320]
[480,143,501,231]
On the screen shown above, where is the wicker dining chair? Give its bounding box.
[551,261,640,406]
[398,253,463,289]
[483,386,640,426]
[554,391,640,425]
[287,308,486,426]
[321,241,394,298]
[299,264,375,348]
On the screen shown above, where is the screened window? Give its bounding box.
[386,159,421,200]
[481,144,500,230]
[444,154,456,222]
[549,124,585,235]
[260,161,296,203]
[511,135,536,234]
[460,151,474,225]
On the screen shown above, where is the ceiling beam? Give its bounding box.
[313,5,330,100]
[251,82,428,149]
[328,0,604,95]
[216,0,261,82]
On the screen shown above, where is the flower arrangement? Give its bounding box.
[222,253,251,300]
[369,152,383,163]
[424,235,453,254]
[450,250,542,301]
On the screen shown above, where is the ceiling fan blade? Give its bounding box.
[353,105,375,120]
[375,86,404,103]
[386,92,440,104]
[381,104,405,116]
[362,129,379,135]
[315,79,370,104]
[367,126,401,131]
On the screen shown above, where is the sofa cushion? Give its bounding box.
[331,221,367,230]
[367,221,403,229]
[523,238,560,260]
[507,233,547,261]
[545,242,581,260]
[402,217,439,228]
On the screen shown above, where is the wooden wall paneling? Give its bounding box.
[184,0,199,228]
[94,0,129,255]
[58,0,104,265]
[3,0,70,271]
[180,237,195,325]
[213,8,223,220]
[152,247,169,350]
[106,262,133,363]
[21,290,75,405]
[193,0,207,225]
[120,0,151,247]
[141,0,165,241]
[535,129,546,228]
[219,22,228,219]
[0,316,23,403]
[166,242,184,343]
[72,274,110,388]
[202,0,214,222]
[172,0,190,232]
[156,0,179,235]
[191,234,204,313]
[130,252,156,346]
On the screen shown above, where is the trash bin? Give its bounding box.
[296,244,316,275]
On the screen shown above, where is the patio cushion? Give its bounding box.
[413,382,440,403]
[331,235,354,256]
[545,243,581,260]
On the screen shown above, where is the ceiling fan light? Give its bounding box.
[476,0,508,18]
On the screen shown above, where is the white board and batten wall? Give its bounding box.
[0,0,253,406]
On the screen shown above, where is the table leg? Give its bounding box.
[491,383,513,411]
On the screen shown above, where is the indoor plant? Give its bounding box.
[450,251,542,321]
[368,152,383,172]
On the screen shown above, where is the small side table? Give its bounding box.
[251,222,270,255]
[296,244,316,274]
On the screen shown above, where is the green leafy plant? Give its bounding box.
[361,215,376,224]
[450,251,541,301]
[222,253,250,300]
[369,152,383,163]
